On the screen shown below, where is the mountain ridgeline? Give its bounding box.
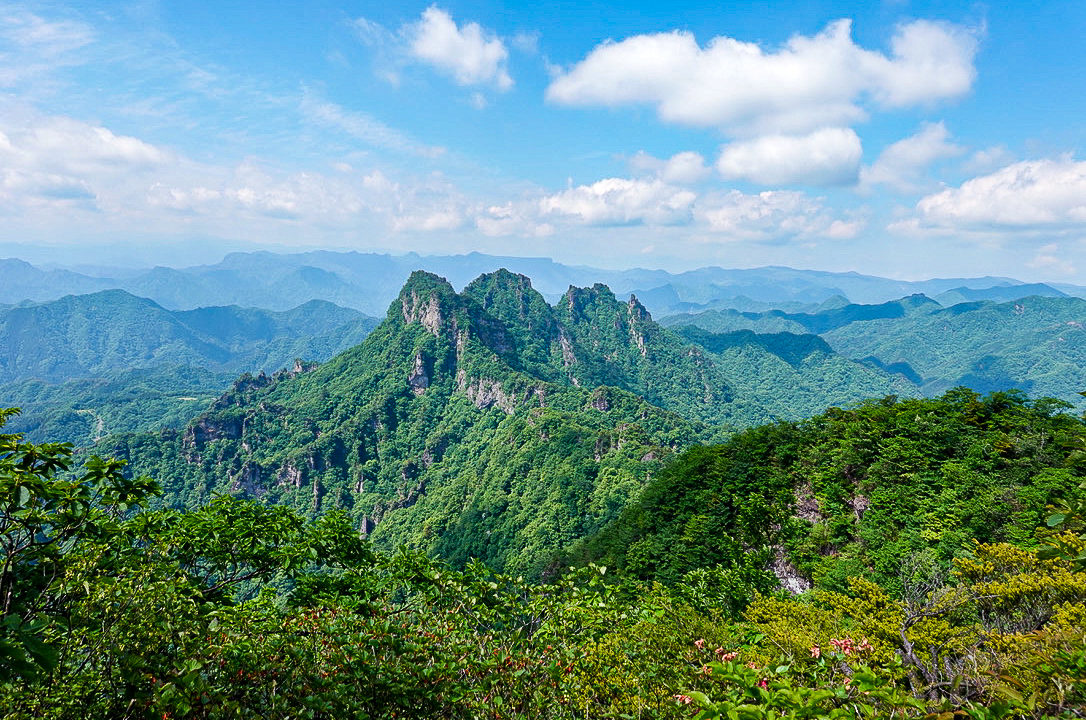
[105,270,748,575]
[82,269,1086,578]
[7,265,1086,718]
[0,290,379,446]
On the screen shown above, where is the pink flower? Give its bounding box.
[694,638,706,650]
[674,694,693,705]
[809,645,821,658]
[759,678,768,689]
[830,638,855,655]
[715,648,738,662]
[701,664,712,675]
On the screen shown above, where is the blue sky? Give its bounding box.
[1,1,1085,281]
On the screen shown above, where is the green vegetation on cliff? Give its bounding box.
[572,388,1086,597]
[3,401,1085,719]
[102,270,749,576]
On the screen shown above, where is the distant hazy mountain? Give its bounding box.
[659,294,941,335]
[823,295,1086,403]
[932,283,1067,306]
[664,294,1086,409]
[673,326,919,420]
[0,289,377,383]
[4,250,1077,318]
[0,290,379,445]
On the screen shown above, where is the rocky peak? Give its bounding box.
[561,283,620,321]
[398,271,458,336]
[626,294,651,322]
[463,269,558,349]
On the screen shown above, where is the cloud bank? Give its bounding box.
[546,19,978,136]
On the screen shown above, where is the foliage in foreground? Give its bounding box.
[2,407,1086,719]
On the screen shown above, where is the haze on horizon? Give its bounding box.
[1,0,1084,282]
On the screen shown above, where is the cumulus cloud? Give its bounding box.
[717,127,862,186]
[0,111,170,212]
[961,145,1016,175]
[0,106,480,243]
[546,19,978,136]
[629,150,711,184]
[695,189,842,241]
[408,6,512,90]
[860,122,963,193]
[475,202,554,237]
[915,157,1086,228]
[539,177,696,225]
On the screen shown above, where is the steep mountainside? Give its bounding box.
[567,389,1086,592]
[104,270,749,575]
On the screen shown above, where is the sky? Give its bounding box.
[1,1,1085,281]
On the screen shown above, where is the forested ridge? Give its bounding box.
[2,269,1086,718]
[4,390,1085,718]
[0,292,379,447]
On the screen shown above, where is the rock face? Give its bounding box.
[460,376,515,412]
[408,353,430,395]
[770,546,812,595]
[401,292,445,336]
[231,462,265,497]
[185,415,242,447]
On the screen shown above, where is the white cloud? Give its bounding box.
[629,150,711,184]
[824,218,865,239]
[539,177,696,225]
[0,10,94,86]
[860,122,963,193]
[1027,243,1076,275]
[915,157,1086,228]
[475,202,554,237]
[717,127,862,186]
[300,93,446,158]
[694,189,841,241]
[867,20,979,108]
[546,19,978,136]
[660,151,711,184]
[393,207,466,232]
[0,106,478,242]
[961,145,1016,174]
[0,110,170,213]
[408,6,512,90]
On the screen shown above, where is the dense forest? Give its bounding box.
[3,388,1085,718]
[3,267,1086,718]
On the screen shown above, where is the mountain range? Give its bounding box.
[0,290,378,445]
[90,270,920,575]
[95,269,1086,585]
[666,293,1086,409]
[6,251,1083,318]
